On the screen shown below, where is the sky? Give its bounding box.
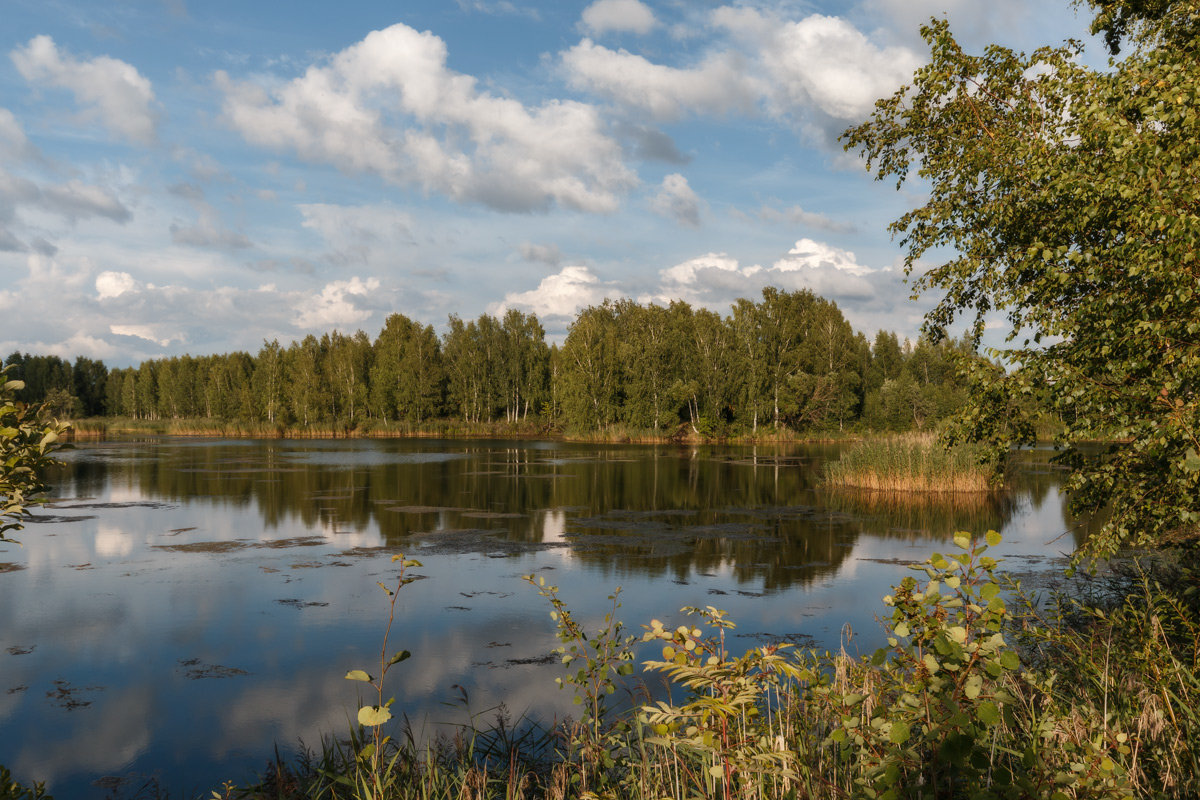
[0,0,1101,367]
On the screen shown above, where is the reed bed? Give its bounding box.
[823,433,999,493]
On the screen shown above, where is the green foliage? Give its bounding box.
[815,532,1132,799]
[0,766,52,800]
[640,607,807,799]
[842,2,1200,556]
[1,368,69,544]
[341,553,423,798]
[523,575,637,792]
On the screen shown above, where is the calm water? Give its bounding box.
[0,438,1083,798]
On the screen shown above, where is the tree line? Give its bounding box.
[3,288,977,435]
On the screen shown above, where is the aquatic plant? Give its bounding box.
[823,433,999,494]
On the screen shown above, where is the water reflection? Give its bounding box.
[1,439,1086,798]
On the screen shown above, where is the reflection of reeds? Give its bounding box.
[823,433,999,493]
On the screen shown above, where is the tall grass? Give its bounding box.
[823,433,999,493]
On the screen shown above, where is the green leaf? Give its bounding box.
[388,650,411,666]
[985,530,1002,547]
[889,720,911,744]
[1000,650,1020,671]
[953,532,970,550]
[977,701,999,725]
[345,670,373,682]
[357,705,392,727]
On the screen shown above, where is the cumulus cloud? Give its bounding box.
[109,323,183,347]
[757,204,857,234]
[491,265,615,322]
[563,7,921,133]
[651,238,884,310]
[650,173,702,227]
[95,270,139,299]
[580,0,658,36]
[720,11,922,121]
[563,40,756,121]
[10,35,159,144]
[293,276,381,329]
[216,23,635,213]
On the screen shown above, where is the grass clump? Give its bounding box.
[823,433,999,494]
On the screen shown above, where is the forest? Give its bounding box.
[3,287,978,436]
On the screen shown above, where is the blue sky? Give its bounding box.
[0,0,1099,366]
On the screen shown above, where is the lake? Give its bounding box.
[0,438,1083,798]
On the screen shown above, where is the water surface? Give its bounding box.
[0,438,1082,798]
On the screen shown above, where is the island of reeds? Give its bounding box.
[822,434,999,494]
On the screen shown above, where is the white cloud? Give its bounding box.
[563,40,756,121]
[650,173,702,227]
[491,265,614,322]
[580,0,658,36]
[110,323,183,347]
[95,270,139,299]
[293,276,380,329]
[757,204,856,234]
[40,179,131,222]
[10,35,159,144]
[216,24,635,213]
[563,8,921,132]
[651,239,882,309]
[715,10,922,122]
[0,109,34,161]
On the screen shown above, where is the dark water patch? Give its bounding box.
[446,605,471,611]
[505,653,557,666]
[68,563,94,570]
[53,501,174,510]
[152,536,328,554]
[0,562,25,573]
[153,540,250,553]
[7,645,34,655]
[276,599,329,609]
[486,641,511,648]
[385,505,466,514]
[167,526,198,535]
[256,536,327,549]
[461,511,525,519]
[289,561,324,569]
[46,680,104,710]
[178,659,250,679]
[735,631,818,647]
[857,557,921,566]
[23,514,96,524]
[7,685,27,694]
[725,457,810,467]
